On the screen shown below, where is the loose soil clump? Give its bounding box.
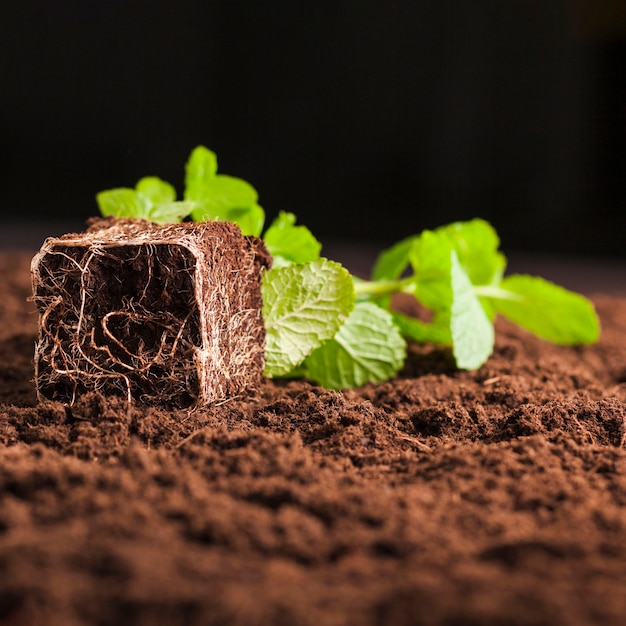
[1,250,626,625]
[30,218,269,408]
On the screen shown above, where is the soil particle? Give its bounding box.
[1,250,626,625]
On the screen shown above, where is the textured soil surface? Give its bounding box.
[1,250,626,626]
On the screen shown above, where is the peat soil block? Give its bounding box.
[30,218,269,408]
[1,250,626,625]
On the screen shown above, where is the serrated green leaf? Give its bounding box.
[491,274,600,345]
[450,251,494,370]
[184,145,218,200]
[436,219,507,286]
[262,258,355,377]
[96,188,151,220]
[147,201,196,224]
[263,211,322,266]
[304,302,406,389]
[135,176,176,206]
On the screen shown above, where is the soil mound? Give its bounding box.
[1,250,625,625]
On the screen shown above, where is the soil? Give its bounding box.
[1,250,626,626]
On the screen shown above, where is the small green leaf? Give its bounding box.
[222,204,265,237]
[262,258,355,377]
[409,230,454,311]
[436,219,507,286]
[184,145,218,201]
[184,146,265,235]
[491,274,600,345]
[449,251,494,370]
[189,175,264,234]
[263,211,322,266]
[372,235,418,281]
[135,176,176,206]
[96,188,151,220]
[188,174,258,209]
[371,235,419,308]
[148,201,196,224]
[304,302,406,389]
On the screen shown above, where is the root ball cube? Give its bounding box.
[30,218,270,408]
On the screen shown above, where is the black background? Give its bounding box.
[1,1,625,255]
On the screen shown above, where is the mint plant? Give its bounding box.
[96,146,601,390]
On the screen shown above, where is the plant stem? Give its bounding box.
[473,285,522,301]
[353,276,415,297]
[355,276,522,303]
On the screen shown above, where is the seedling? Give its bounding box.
[41,146,599,400]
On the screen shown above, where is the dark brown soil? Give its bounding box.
[1,250,626,626]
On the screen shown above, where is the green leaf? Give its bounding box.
[184,145,218,200]
[490,274,600,345]
[184,146,265,235]
[189,175,264,234]
[304,302,406,389]
[262,258,355,377]
[372,235,418,281]
[96,188,151,220]
[263,211,322,266]
[392,311,452,345]
[148,201,196,224]
[135,176,176,206]
[371,235,419,308]
[435,218,507,286]
[188,174,258,208]
[409,229,454,311]
[449,251,494,370]
[221,204,265,237]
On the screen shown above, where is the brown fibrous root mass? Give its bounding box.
[30,218,270,409]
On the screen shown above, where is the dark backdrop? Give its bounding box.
[1,1,624,255]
